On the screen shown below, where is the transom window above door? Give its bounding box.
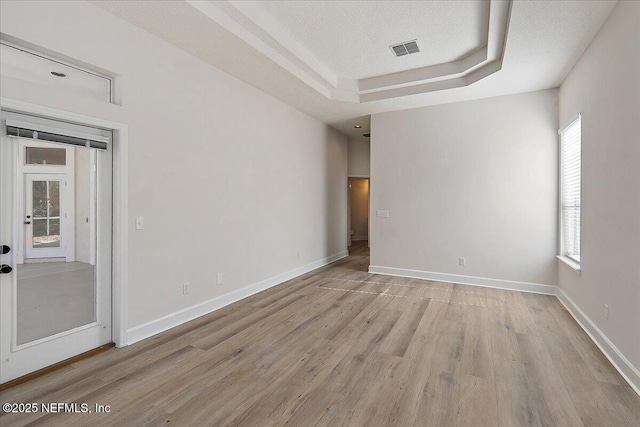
[25,146,67,165]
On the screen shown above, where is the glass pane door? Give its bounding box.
[1,116,112,384]
[24,174,65,260]
[19,162,97,345]
[31,180,61,248]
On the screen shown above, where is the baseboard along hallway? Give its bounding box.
[1,240,638,426]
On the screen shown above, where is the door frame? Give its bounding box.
[23,173,70,260]
[18,140,76,263]
[1,97,129,350]
[0,129,111,380]
[347,175,370,248]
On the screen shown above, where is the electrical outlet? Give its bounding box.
[182,283,189,295]
[216,273,223,286]
[604,304,609,320]
[459,257,466,266]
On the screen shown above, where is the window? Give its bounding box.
[25,147,66,165]
[559,115,581,266]
[1,41,112,103]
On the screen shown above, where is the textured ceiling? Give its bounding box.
[260,0,489,80]
[185,0,509,103]
[92,0,617,141]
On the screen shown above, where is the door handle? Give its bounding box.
[1,245,9,254]
[24,221,31,225]
[0,264,12,274]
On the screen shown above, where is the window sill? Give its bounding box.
[557,255,581,274]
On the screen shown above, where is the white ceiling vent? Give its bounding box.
[390,40,420,57]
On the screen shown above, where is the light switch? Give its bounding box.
[135,217,144,230]
[376,210,390,218]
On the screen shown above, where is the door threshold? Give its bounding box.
[24,257,66,264]
[0,343,115,391]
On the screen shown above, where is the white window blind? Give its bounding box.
[560,115,582,263]
[4,111,111,151]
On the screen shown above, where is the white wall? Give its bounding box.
[348,138,370,177]
[558,0,640,382]
[370,89,558,288]
[0,1,347,334]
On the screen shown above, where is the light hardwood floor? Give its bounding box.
[1,241,639,426]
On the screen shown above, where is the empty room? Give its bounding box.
[0,0,639,426]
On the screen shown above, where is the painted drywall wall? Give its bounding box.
[350,178,369,240]
[347,138,370,177]
[558,0,640,377]
[0,1,347,330]
[370,89,558,287]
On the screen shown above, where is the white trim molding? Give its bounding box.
[368,264,640,396]
[557,255,581,273]
[126,250,348,345]
[368,265,557,295]
[0,97,129,349]
[557,289,640,396]
[185,0,513,102]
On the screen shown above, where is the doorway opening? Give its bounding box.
[16,141,98,344]
[0,107,122,384]
[348,177,370,248]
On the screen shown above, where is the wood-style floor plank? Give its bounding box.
[1,241,638,426]
[516,333,586,426]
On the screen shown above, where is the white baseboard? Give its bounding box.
[556,289,640,396]
[125,256,639,397]
[368,265,556,295]
[368,264,640,397]
[126,250,348,345]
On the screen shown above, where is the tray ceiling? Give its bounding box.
[92,0,617,141]
[187,0,511,102]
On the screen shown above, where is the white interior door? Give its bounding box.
[24,173,67,260]
[0,114,112,384]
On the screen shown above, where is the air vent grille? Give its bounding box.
[391,45,408,57]
[390,40,420,57]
